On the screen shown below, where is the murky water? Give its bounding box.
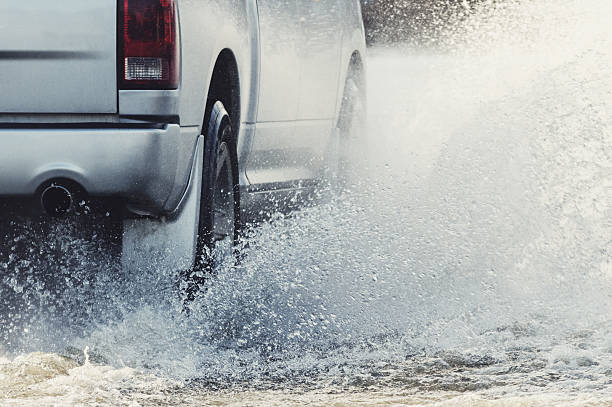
[1,0,611,405]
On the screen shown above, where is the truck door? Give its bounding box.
[255,0,300,123]
[246,0,304,186]
[292,0,343,175]
[296,0,343,121]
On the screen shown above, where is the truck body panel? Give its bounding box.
[0,0,117,114]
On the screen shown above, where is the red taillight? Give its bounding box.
[120,0,179,89]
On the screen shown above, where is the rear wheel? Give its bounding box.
[184,101,239,301]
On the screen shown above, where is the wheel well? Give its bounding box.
[204,49,241,143]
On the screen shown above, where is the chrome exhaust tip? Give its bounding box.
[40,184,74,216]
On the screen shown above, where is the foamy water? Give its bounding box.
[1,0,611,405]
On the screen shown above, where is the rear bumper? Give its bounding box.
[0,124,200,215]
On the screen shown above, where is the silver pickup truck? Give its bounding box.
[0,0,366,289]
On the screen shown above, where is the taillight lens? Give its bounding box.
[120,0,179,89]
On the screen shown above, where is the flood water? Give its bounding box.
[1,0,611,405]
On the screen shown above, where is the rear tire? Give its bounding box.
[184,101,240,301]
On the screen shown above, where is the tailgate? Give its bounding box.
[0,0,117,114]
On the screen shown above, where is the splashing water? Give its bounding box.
[1,0,611,405]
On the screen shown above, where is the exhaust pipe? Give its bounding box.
[40,184,74,216]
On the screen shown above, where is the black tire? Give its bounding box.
[184,101,240,301]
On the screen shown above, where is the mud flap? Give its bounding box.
[121,136,203,273]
